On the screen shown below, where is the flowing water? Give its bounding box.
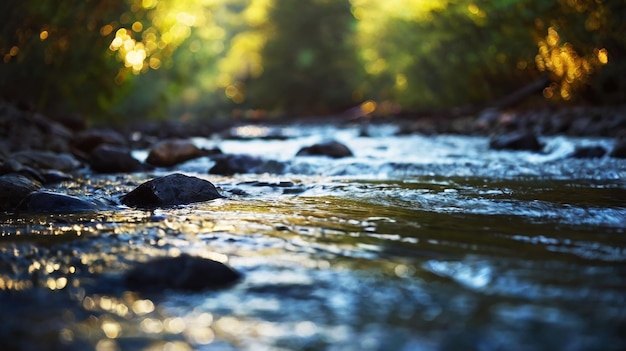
[1,124,626,350]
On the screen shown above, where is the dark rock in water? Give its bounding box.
[610,138,626,158]
[49,112,88,132]
[489,132,544,152]
[0,158,45,183]
[71,128,128,158]
[41,169,73,184]
[0,102,73,153]
[570,146,607,159]
[209,154,286,175]
[124,254,241,292]
[89,144,148,173]
[0,174,41,211]
[146,139,221,167]
[16,191,100,213]
[120,173,224,208]
[12,150,82,172]
[296,140,353,158]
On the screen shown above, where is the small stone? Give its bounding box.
[71,128,127,156]
[209,154,286,175]
[89,144,147,173]
[124,254,241,292]
[489,132,544,152]
[610,138,626,158]
[296,140,353,158]
[570,146,607,159]
[146,139,221,167]
[120,173,224,208]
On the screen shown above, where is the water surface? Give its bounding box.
[1,124,625,350]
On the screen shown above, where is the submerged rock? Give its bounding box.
[146,139,221,167]
[89,144,148,173]
[0,174,41,211]
[296,140,353,158]
[489,132,544,152]
[569,146,607,159]
[209,154,286,175]
[124,254,241,292]
[120,173,224,208]
[16,191,100,213]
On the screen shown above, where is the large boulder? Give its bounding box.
[296,140,353,158]
[208,154,286,175]
[489,132,544,152]
[120,173,224,208]
[16,191,101,213]
[124,254,241,292]
[0,174,41,211]
[89,144,148,173]
[146,139,221,167]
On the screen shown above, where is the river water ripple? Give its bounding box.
[1,124,625,350]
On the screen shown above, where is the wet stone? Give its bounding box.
[120,173,224,208]
[12,150,82,172]
[0,159,45,183]
[41,169,73,184]
[71,128,128,157]
[209,154,286,175]
[124,254,241,292]
[610,138,626,158]
[146,139,222,167]
[0,174,41,211]
[16,190,100,213]
[296,140,353,158]
[489,132,544,152]
[89,144,148,173]
[569,146,607,159]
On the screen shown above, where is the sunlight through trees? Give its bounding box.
[0,0,623,122]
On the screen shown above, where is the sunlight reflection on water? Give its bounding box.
[2,125,626,350]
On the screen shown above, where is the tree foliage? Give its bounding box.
[0,0,623,123]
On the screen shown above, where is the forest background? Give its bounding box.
[0,0,624,125]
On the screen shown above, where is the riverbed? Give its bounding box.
[2,123,625,350]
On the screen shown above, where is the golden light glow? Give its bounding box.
[39,30,49,40]
[101,319,122,338]
[535,26,607,101]
[100,24,114,36]
[132,299,155,315]
[596,48,608,64]
[225,83,245,103]
[164,317,186,334]
[142,0,157,9]
[140,318,164,333]
[360,100,377,115]
[132,21,143,32]
[395,73,407,90]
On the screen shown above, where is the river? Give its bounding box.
[1,123,625,350]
